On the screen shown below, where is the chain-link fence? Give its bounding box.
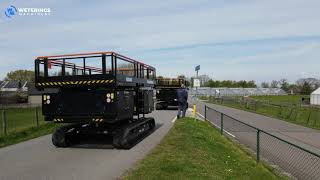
[0,106,44,136]
[207,96,320,130]
[204,105,320,180]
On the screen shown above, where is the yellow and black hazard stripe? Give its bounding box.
[36,79,114,87]
[53,118,64,122]
[92,118,104,122]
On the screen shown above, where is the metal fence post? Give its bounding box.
[254,101,257,111]
[204,105,207,121]
[193,104,197,120]
[2,110,7,135]
[257,129,260,162]
[220,113,224,135]
[35,107,39,127]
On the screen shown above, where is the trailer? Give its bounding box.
[34,52,156,149]
[155,78,187,109]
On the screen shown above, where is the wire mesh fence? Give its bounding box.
[222,114,258,152]
[0,106,44,136]
[260,131,320,180]
[205,105,320,180]
[207,96,320,130]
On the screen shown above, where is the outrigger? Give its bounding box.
[34,52,156,149]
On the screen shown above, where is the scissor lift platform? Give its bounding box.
[35,52,155,89]
[34,52,156,149]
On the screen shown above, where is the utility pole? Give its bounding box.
[195,65,200,79]
[194,65,200,96]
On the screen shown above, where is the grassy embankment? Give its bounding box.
[125,118,285,180]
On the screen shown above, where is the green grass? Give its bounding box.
[0,122,58,148]
[125,118,284,180]
[251,95,309,105]
[198,96,210,101]
[0,107,46,136]
[0,107,58,148]
[209,96,320,130]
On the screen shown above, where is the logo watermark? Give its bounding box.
[4,5,17,18]
[4,5,52,19]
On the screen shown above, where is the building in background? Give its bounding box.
[0,81,59,106]
[311,88,320,105]
[189,87,287,97]
[27,86,58,106]
[0,81,28,94]
[0,81,28,104]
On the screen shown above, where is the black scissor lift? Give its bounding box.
[35,52,156,149]
[155,78,187,109]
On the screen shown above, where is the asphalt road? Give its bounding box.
[193,99,320,180]
[194,100,320,153]
[0,110,177,180]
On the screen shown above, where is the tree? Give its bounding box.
[261,82,270,88]
[270,80,279,88]
[177,75,186,79]
[204,79,257,88]
[5,70,35,82]
[288,84,298,94]
[279,79,290,92]
[238,80,247,88]
[198,74,210,86]
[301,81,312,95]
[296,78,319,94]
[247,80,257,88]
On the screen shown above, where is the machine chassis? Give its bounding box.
[34,52,156,149]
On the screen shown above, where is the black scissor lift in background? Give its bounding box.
[35,52,156,149]
[155,78,187,110]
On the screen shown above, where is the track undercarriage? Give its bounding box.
[156,101,169,110]
[52,117,155,149]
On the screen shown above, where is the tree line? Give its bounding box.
[205,80,257,88]
[2,70,320,95]
[261,78,320,95]
[3,70,35,82]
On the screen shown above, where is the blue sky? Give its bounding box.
[0,0,320,83]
